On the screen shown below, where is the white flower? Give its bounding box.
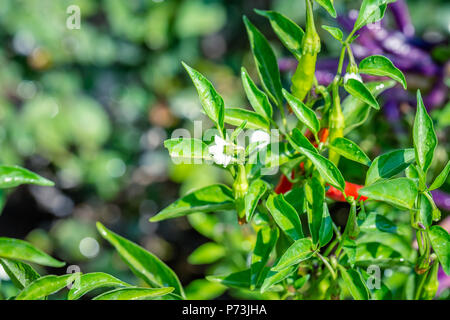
[209,135,234,167]
[250,130,270,150]
[344,72,362,84]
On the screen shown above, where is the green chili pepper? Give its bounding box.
[415,230,431,274]
[233,164,249,224]
[290,0,320,101]
[328,81,345,165]
[419,256,439,300]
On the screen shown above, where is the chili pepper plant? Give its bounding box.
[0,0,449,300]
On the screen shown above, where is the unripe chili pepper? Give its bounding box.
[328,81,345,165]
[233,164,249,225]
[415,230,431,274]
[420,256,439,300]
[346,199,360,240]
[290,0,320,101]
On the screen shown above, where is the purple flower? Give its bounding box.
[431,190,450,212]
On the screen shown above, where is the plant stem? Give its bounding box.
[316,252,337,279]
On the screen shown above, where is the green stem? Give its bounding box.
[316,252,337,279]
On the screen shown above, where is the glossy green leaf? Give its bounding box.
[284,187,306,215]
[260,265,297,293]
[288,127,317,154]
[164,138,211,163]
[16,273,80,300]
[272,238,314,271]
[185,279,226,300]
[266,193,304,241]
[0,237,65,267]
[359,178,418,210]
[344,79,379,110]
[429,160,450,191]
[343,80,396,134]
[251,227,279,289]
[188,242,226,265]
[359,55,407,89]
[329,137,371,166]
[305,176,324,245]
[365,149,416,185]
[255,10,304,60]
[338,266,369,300]
[342,238,357,267]
[0,166,54,189]
[224,108,270,131]
[353,0,395,31]
[283,89,320,135]
[358,213,398,235]
[93,287,174,300]
[315,0,337,17]
[207,269,268,291]
[319,204,333,247]
[68,272,130,300]
[182,62,225,129]
[150,184,234,222]
[241,67,273,119]
[96,222,185,298]
[0,258,40,290]
[289,129,346,191]
[245,179,268,222]
[428,226,450,275]
[243,16,283,106]
[413,91,437,174]
[322,25,343,41]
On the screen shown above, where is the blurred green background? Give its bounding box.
[0,0,448,299]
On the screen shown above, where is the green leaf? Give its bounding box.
[315,0,337,17]
[68,272,130,300]
[272,238,314,271]
[338,266,369,300]
[289,129,346,191]
[185,279,226,300]
[283,89,320,135]
[0,166,54,189]
[344,79,379,110]
[322,25,343,41]
[241,67,273,119]
[284,187,306,215]
[342,238,357,267]
[359,55,407,89]
[319,204,333,247]
[0,237,65,267]
[224,108,270,131]
[329,137,371,166]
[260,265,297,293]
[358,213,398,235]
[182,62,225,129]
[266,193,304,241]
[353,0,395,32]
[0,258,40,290]
[150,184,234,222]
[359,178,418,210]
[243,16,283,106]
[15,273,80,300]
[206,270,251,290]
[359,268,392,300]
[413,91,437,174]
[365,149,416,185]
[288,127,318,154]
[96,222,185,298]
[251,227,279,289]
[343,80,396,134]
[428,226,450,275]
[164,138,211,163]
[93,287,174,300]
[245,179,268,222]
[305,176,324,245]
[255,10,304,60]
[188,243,226,265]
[429,160,450,190]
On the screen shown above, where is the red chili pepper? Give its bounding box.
[326,182,368,202]
[275,128,367,202]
